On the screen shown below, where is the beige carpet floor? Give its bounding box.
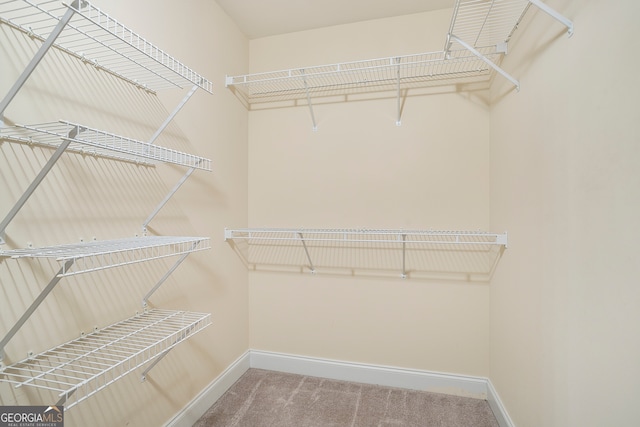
[194,368,500,427]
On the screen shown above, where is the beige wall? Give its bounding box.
[4,1,638,425]
[490,0,640,426]
[0,1,248,425]
[246,9,494,379]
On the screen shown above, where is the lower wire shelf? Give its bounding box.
[0,309,211,409]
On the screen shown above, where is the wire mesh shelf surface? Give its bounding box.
[225,228,507,246]
[226,0,571,104]
[225,228,507,280]
[226,47,501,104]
[0,309,211,409]
[0,0,212,93]
[447,0,532,49]
[0,236,211,276]
[0,121,212,170]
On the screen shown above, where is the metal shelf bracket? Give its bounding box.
[0,259,75,364]
[0,0,79,117]
[450,35,520,91]
[297,232,316,274]
[395,57,402,126]
[529,0,574,37]
[142,161,202,231]
[301,70,318,131]
[0,126,80,244]
[142,241,201,307]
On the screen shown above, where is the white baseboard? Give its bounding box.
[164,350,251,427]
[250,350,488,399]
[487,379,516,427]
[167,349,514,427]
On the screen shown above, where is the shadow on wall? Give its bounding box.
[225,229,506,282]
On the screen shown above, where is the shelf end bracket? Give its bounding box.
[140,321,201,381]
[396,57,402,126]
[528,0,574,37]
[0,259,75,364]
[143,163,199,231]
[450,35,520,91]
[142,243,198,307]
[0,2,78,116]
[301,70,318,131]
[297,232,316,274]
[0,135,74,243]
[148,83,200,144]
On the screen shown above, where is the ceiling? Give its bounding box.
[215,0,455,39]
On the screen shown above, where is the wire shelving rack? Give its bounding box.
[0,309,211,409]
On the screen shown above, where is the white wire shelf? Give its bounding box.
[0,0,212,93]
[0,120,212,170]
[0,235,211,276]
[226,228,507,246]
[226,0,572,107]
[0,309,211,409]
[225,228,507,280]
[446,0,531,50]
[226,47,502,104]
[446,0,573,51]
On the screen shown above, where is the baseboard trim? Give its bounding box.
[164,350,251,427]
[167,349,515,427]
[250,350,488,399]
[487,379,516,427]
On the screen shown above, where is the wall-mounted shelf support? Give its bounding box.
[401,233,407,279]
[142,161,202,232]
[142,240,201,307]
[301,70,318,131]
[0,236,210,364]
[0,1,79,118]
[395,57,402,126]
[148,82,201,145]
[449,35,520,91]
[0,125,81,244]
[297,232,316,274]
[0,259,75,365]
[139,317,201,382]
[529,0,574,37]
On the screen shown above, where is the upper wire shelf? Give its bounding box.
[0,0,213,93]
[0,120,212,170]
[446,0,533,50]
[226,0,573,107]
[0,235,211,276]
[0,309,211,409]
[226,47,502,104]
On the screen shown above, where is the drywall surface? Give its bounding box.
[245,9,493,377]
[0,0,249,425]
[489,0,640,426]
